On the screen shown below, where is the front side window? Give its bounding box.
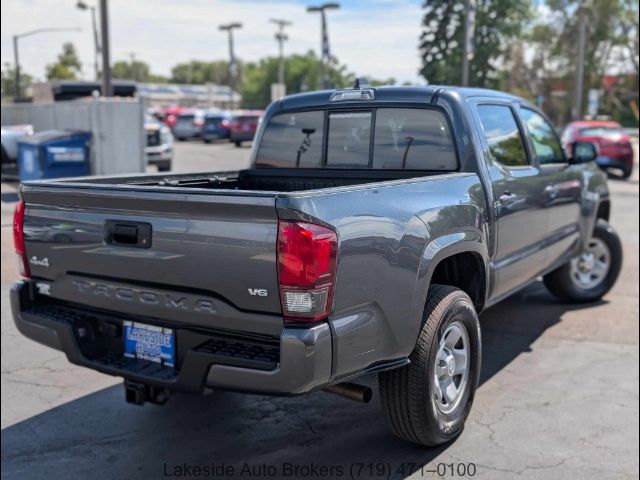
[477,105,529,167]
[521,108,565,164]
[326,112,372,167]
[256,111,324,168]
[373,108,457,170]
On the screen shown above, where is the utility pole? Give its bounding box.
[307,3,340,89]
[99,0,112,96]
[13,36,19,102]
[461,0,476,87]
[573,6,588,120]
[270,18,292,86]
[76,1,101,81]
[12,27,81,102]
[219,22,243,96]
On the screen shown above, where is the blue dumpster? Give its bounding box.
[18,130,91,180]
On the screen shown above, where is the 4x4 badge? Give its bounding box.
[29,256,50,268]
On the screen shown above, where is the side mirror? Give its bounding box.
[569,141,598,164]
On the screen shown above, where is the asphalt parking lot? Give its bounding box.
[1,140,638,480]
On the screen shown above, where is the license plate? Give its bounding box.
[123,321,175,368]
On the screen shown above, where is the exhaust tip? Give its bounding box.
[324,382,373,403]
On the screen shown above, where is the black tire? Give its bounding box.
[157,161,172,172]
[234,141,242,147]
[543,219,622,302]
[379,285,481,446]
[621,165,633,179]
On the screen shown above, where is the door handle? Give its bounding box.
[104,220,152,248]
[499,192,518,205]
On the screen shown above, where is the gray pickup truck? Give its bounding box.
[11,83,622,447]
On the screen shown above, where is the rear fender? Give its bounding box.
[405,231,488,355]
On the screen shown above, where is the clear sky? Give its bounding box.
[1,0,425,84]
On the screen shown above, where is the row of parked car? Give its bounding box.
[2,114,636,179]
[150,107,263,147]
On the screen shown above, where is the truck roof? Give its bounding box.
[278,85,527,112]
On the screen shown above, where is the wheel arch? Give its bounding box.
[596,199,610,223]
[413,231,490,319]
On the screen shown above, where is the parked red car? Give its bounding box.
[156,106,189,132]
[229,111,263,147]
[562,120,634,178]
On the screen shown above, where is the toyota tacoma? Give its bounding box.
[11,82,622,446]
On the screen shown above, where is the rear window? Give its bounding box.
[236,116,259,123]
[373,108,457,170]
[326,112,372,167]
[205,116,227,124]
[256,111,324,167]
[256,108,458,170]
[579,126,625,138]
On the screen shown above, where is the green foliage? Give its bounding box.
[112,59,167,83]
[46,43,82,80]
[419,0,532,88]
[1,63,32,99]
[170,60,231,85]
[240,51,354,109]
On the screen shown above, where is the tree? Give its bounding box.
[1,63,32,100]
[419,0,532,88]
[112,58,167,82]
[170,60,231,85]
[522,0,638,123]
[46,43,82,80]
[240,51,354,109]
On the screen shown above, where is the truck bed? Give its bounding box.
[48,168,447,193]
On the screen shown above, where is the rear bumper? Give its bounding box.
[202,130,230,141]
[230,132,255,142]
[145,144,172,161]
[597,154,634,170]
[11,280,332,395]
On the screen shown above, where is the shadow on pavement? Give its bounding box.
[1,281,605,479]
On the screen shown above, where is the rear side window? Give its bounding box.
[256,111,324,167]
[373,108,457,170]
[477,105,528,167]
[326,112,372,167]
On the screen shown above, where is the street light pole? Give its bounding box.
[99,0,112,96]
[77,1,102,81]
[13,36,20,102]
[12,27,81,102]
[219,22,243,95]
[270,19,292,86]
[307,3,340,89]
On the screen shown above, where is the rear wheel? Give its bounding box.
[543,219,622,302]
[379,285,481,446]
[234,141,242,147]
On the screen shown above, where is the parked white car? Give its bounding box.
[144,114,173,172]
[1,124,34,167]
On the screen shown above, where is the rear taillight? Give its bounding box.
[277,220,337,324]
[13,200,30,278]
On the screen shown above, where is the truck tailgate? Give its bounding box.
[20,185,282,336]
